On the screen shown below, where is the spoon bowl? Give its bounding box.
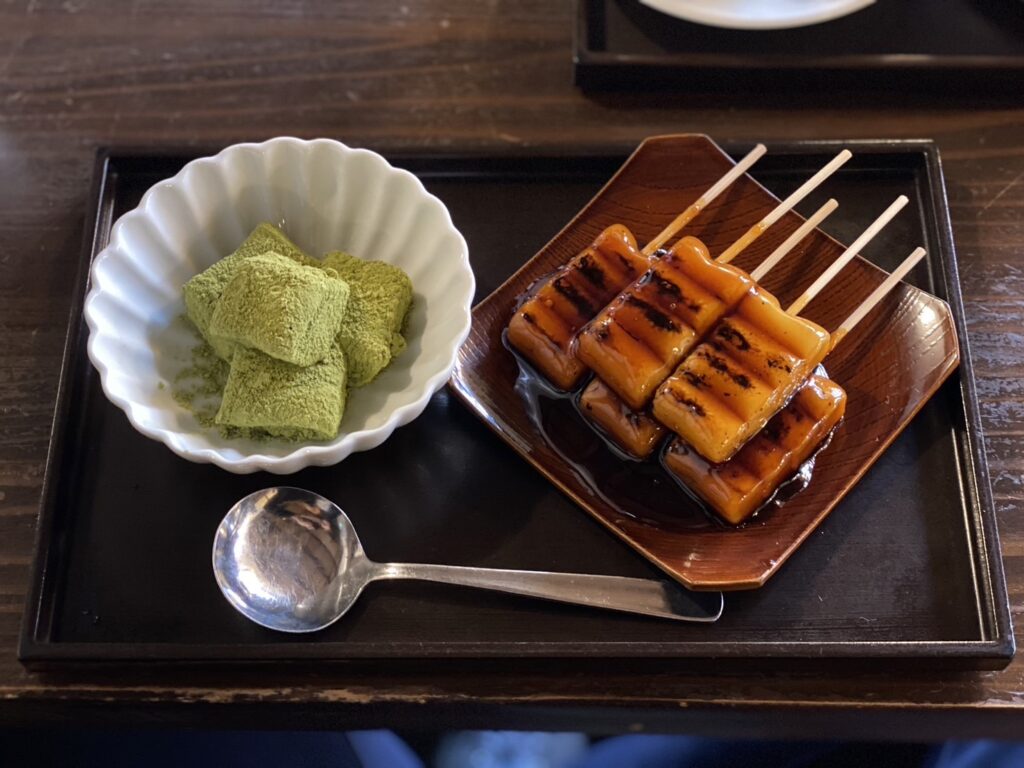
[213,487,723,633]
[213,487,373,632]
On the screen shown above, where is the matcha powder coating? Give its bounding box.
[174,223,414,443]
[322,250,413,387]
[183,222,319,361]
[172,336,231,429]
[216,344,347,441]
[209,252,350,366]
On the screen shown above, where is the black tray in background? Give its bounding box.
[575,0,1024,91]
[20,143,1013,668]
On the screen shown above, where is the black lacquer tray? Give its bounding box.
[19,142,1013,668]
[575,0,1024,91]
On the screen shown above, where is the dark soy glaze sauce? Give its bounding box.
[505,326,841,530]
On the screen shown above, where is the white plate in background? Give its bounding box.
[637,0,876,30]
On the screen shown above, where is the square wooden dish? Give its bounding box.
[449,134,960,590]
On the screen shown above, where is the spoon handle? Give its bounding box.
[376,563,723,622]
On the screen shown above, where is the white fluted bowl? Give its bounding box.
[84,138,474,474]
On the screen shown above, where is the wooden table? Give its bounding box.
[1,0,1021,738]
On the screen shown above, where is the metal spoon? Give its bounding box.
[212,487,723,632]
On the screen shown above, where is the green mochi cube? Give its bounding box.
[183,223,317,360]
[321,251,413,387]
[215,344,347,441]
[209,252,350,367]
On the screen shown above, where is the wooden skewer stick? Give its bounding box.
[786,195,909,316]
[828,247,927,351]
[750,199,839,282]
[717,149,852,265]
[642,143,767,256]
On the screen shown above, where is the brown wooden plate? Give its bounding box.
[449,134,960,591]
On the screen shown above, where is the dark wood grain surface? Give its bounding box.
[1,0,1022,737]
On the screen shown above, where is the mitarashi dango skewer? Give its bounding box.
[663,247,927,524]
[506,224,646,390]
[576,152,851,411]
[663,374,847,525]
[506,145,767,390]
[579,198,840,459]
[653,195,909,464]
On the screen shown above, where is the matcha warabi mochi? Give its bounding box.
[178,223,415,442]
[323,250,413,387]
[209,251,350,367]
[183,222,319,360]
[215,343,348,441]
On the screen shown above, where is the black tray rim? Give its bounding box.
[573,0,1024,88]
[18,140,1014,668]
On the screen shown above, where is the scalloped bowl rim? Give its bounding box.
[83,137,474,474]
